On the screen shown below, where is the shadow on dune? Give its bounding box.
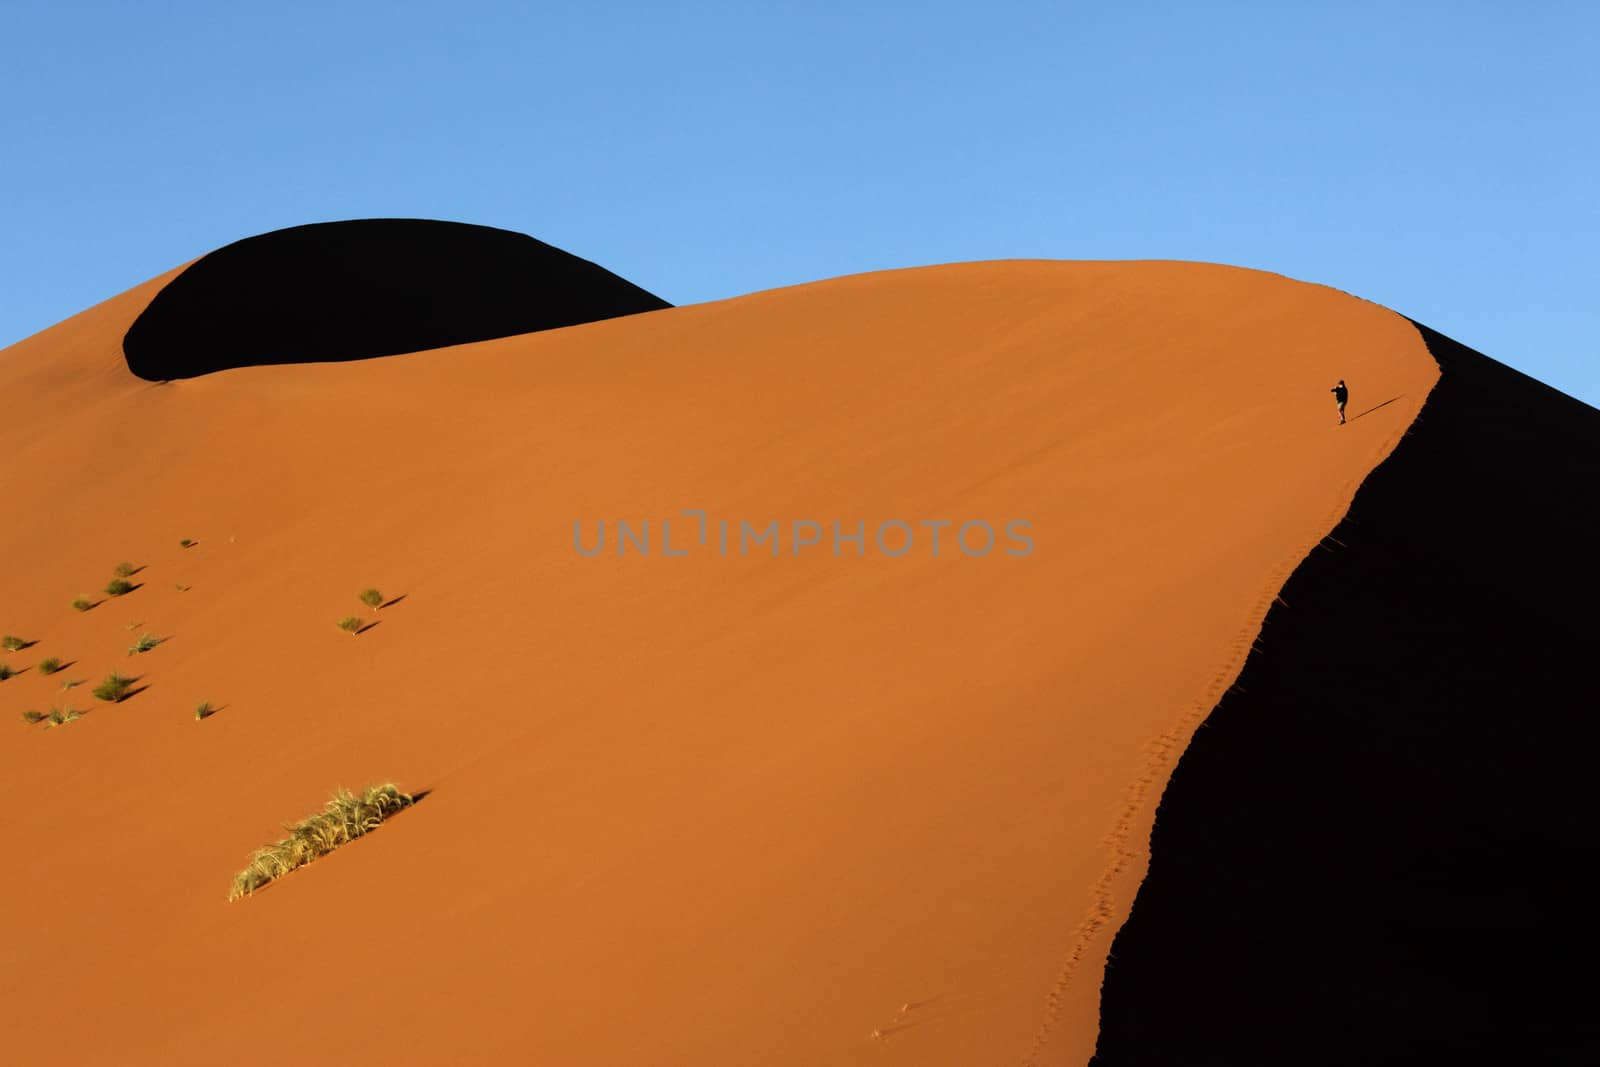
[1351,394,1403,420]
[123,219,672,381]
[1091,326,1600,1064]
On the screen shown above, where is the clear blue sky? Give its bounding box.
[4,2,1595,404]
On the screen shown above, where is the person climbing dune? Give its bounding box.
[1331,379,1348,425]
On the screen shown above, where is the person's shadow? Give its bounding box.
[1352,395,1403,421]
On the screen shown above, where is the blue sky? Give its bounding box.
[3,2,1595,404]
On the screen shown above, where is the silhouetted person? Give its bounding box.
[1331,379,1348,424]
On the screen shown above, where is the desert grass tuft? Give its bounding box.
[359,588,384,610]
[1,634,28,652]
[0,664,13,682]
[92,673,133,703]
[336,615,362,635]
[228,783,415,900]
[22,709,47,724]
[72,596,94,612]
[60,678,83,690]
[128,633,163,655]
[38,656,63,675]
[113,561,138,577]
[195,701,217,721]
[180,538,196,548]
[105,578,134,597]
[45,707,83,728]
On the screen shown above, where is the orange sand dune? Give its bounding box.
[0,259,1435,1064]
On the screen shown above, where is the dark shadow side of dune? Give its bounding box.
[122,219,672,380]
[1091,326,1600,1064]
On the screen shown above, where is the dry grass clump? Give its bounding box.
[24,706,84,728]
[128,633,163,655]
[228,783,415,901]
[38,656,63,675]
[336,615,362,634]
[92,672,133,702]
[72,596,94,612]
[0,664,13,682]
[1,634,29,652]
[105,578,134,597]
[359,588,384,610]
[113,561,138,577]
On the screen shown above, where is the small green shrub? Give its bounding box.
[22,709,47,724]
[336,616,362,634]
[38,657,62,675]
[72,596,94,612]
[113,561,137,577]
[45,707,83,728]
[359,588,384,610]
[128,633,163,656]
[195,701,217,721]
[92,673,133,703]
[229,783,414,900]
[0,664,13,681]
[105,578,134,597]
[1,635,28,652]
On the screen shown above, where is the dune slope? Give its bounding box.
[1091,326,1600,1064]
[122,219,671,380]
[1,258,1434,1065]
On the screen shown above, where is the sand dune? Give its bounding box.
[1,246,1436,1064]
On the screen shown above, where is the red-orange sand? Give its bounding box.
[0,260,1436,1064]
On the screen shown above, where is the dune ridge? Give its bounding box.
[2,255,1435,1064]
[1091,325,1600,1063]
[1023,438,1417,1066]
